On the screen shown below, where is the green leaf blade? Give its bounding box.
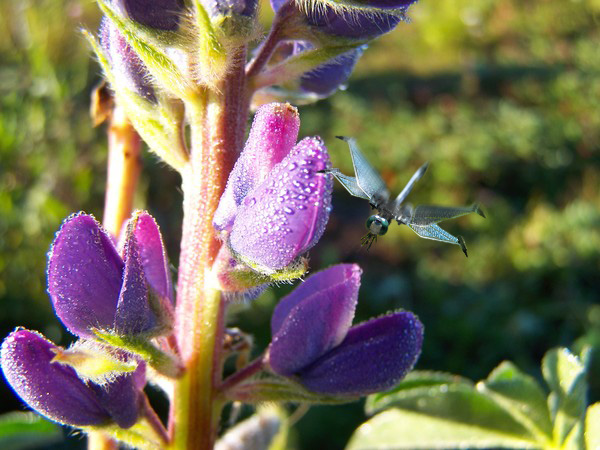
[0,412,63,450]
[347,408,540,450]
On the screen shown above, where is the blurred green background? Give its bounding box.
[0,0,599,448]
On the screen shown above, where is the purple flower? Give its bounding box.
[273,41,364,98]
[214,103,300,232]
[271,0,413,40]
[47,211,173,339]
[268,264,423,396]
[215,102,333,274]
[100,18,155,101]
[1,329,145,428]
[228,137,332,272]
[113,0,184,30]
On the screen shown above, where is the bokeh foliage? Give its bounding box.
[0,0,598,448]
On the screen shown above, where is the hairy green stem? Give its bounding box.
[170,47,248,450]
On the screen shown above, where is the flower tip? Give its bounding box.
[297,311,424,396]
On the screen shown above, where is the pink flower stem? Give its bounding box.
[169,47,248,450]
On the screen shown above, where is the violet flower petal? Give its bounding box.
[229,137,332,271]
[297,311,424,395]
[48,214,124,338]
[287,41,364,97]
[114,0,184,30]
[100,18,156,102]
[131,212,173,303]
[1,330,111,426]
[269,264,361,375]
[270,0,406,39]
[114,232,154,335]
[91,364,145,429]
[214,103,300,232]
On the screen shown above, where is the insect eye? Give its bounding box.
[366,215,389,236]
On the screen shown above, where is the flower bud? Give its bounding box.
[267,264,423,396]
[269,264,361,375]
[113,0,185,31]
[1,329,144,428]
[214,103,300,232]
[298,312,423,395]
[271,0,411,40]
[228,136,332,273]
[47,212,173,339]
[100,18,155,101]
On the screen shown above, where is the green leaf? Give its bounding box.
[585,403,600,450]
[542,348,587,445]
[366,370,473,415]
[94,331,182,378]
[0,412,63,449]
[361,381,536,443]
[480,361,553,443]
[346,408,539,450]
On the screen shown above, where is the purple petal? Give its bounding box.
[297,311,424,395]
[48,214,123,338]
[307,8,403,39]
[269,264,361,375]
[1,329,111,426]
[299,46,364,97]
[100,19,156,101]
[270,0,407,39]
[214,103,300,232]
[91,362,145,429]
[114,230,155,335]
[131,212,173,303]
[114,0,184,30]
[229,137,332,271]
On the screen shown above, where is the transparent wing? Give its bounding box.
[409,204,485,226]
[407,223,469,257]
[392,162,429,214]
[322,169,371,200]
[337,136,389,202]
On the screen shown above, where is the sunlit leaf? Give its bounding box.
[0,412,62,449]
[346,408,539,450]
[479,361,553,443]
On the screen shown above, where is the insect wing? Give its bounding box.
[407,223,459,245]
[323,169,371,200]
[409,204,485,226]
[392,162,429,214]
[337,136,389,202]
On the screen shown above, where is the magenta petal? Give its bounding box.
[1,330,111,426]
[48,214,123,338]
[131,212,173,304]
[269,264,361,375]
[214,103,300,232]
[298,312,424,396]
[229,137,333,270]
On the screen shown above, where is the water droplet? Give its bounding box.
[283,207,295,215]
[287,162,297,170]
[246,197,257,206]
